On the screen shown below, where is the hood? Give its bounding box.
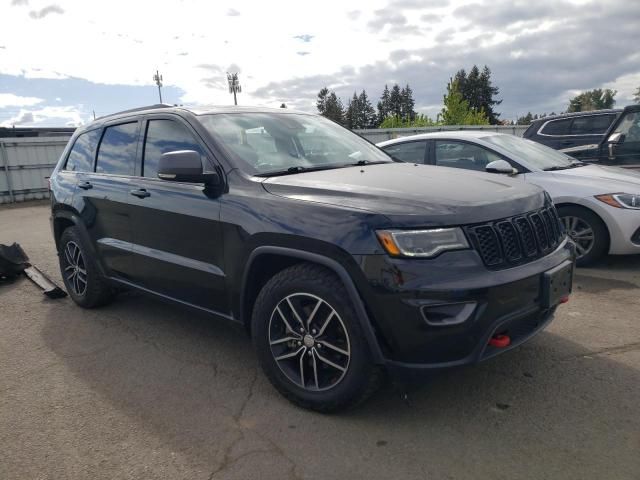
[262,163,545,227]
[550,164,640,192]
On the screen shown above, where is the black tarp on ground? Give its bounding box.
[0,242,29,279]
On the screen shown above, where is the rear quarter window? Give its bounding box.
[64,129,101,172]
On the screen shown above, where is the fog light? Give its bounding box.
[421,302,477,327]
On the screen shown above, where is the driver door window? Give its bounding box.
[610,111,640,166]
[614,112,640,142]
[143,120,205,179]
[434,141,502,171]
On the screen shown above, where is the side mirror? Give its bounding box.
[157,150,220,185]
[607,132,624,144]
[486,159,517,175]
[607,133,624,161]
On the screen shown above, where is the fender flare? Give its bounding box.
[241,246,385,364]
[52,210,108,277]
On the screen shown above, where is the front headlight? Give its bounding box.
[595,193,640,210]
[376,228,469,258]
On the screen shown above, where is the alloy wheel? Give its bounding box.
[268,293,351,391]
[561,215,594,259]
[62,241,88,296]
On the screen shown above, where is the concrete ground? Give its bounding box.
[1,202,639,480]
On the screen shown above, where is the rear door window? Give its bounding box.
[383,141,427,163]
[434,141,502,171]
[96,122,138,176]
[64,129,101,172]
[540,119,572,136]
[143,119,205,179]
[570,115,616,135]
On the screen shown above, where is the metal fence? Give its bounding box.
[355,125,528,143]
[0,136,71,204]
[0,125,528,204]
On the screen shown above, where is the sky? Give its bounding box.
[0,0,639,127]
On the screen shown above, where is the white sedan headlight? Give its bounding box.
[595,193,640,210]
[376,228,469,258]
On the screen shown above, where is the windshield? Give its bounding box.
[483,134,579,170]
[199,112,392,175]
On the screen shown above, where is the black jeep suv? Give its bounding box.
[50,105,574,411]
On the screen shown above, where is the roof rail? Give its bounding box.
[95,104,172,121]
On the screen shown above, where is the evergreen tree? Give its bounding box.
[280,103,287,108]
[325,91,345,124]
[389,84,402,118]
[400,84,416,121]
[516,112,534,125]
[358,90,377,129]
[568,89,617,112]
[316,87,329,116]
[634,87,640,103]
[377,85,391,125]
[345,92,361,129]
[440,78,488,125]
[316,87,344,124]
[454,65,501,124]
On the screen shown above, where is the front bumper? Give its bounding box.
[355,238,574,373]
[600,205,640,255]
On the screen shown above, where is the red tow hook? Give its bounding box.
[488,334,511,348]
[560,295,570,304]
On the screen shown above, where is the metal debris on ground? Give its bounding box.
[0,242,67,298]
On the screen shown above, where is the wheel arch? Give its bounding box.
[52,209,107,277]
[240,246,385,364]
[555,202,611,252]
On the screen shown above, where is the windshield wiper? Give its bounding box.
[353,160,388,166]
[255,165,346,177]
[543,161,585,171]
[256,160,389,177]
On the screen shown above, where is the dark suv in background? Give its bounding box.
[50,105,574,411]
[523,109,621,150]
[560,105,640,169]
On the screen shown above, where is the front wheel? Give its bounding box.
[557,205,608,267]
[251,263,382,412]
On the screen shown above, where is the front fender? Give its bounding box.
[239,246,385,364]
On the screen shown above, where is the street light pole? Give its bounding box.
[153,70,164,103]
[227,72,241,106]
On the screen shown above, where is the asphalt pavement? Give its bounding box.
[1,202,639,480]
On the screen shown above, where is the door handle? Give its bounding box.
[78,181,93,190]
[130,188,151,199]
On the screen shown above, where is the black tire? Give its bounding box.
[251,263,382,412]
[58,226,114,308]
[557,205,608,267]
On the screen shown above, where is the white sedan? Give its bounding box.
[378,131,640,265]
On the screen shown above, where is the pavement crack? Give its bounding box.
[206,368,302,480]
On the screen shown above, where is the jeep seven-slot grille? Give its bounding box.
[465,206,565,270]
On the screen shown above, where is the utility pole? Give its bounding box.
[153,70,164,103]
[227,72,241,105]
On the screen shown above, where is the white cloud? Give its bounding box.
[0,0,638,118]
[0,93,44,107]
[0,105,86,127]
[603,72,640,104]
